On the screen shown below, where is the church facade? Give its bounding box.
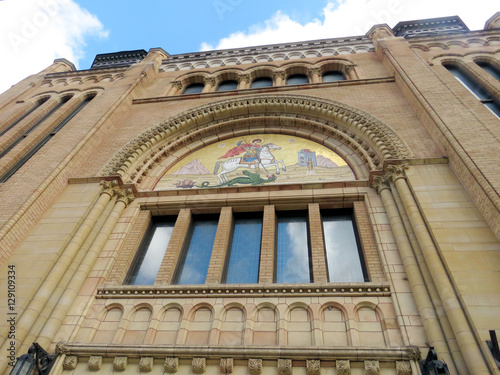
[1,13,500,375]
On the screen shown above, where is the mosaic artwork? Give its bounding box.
[154,134,355,190]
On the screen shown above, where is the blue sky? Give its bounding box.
[0,0,498,94]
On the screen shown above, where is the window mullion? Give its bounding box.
[308,203,328,283]
[206,207,233,284]
[259,205,276,284]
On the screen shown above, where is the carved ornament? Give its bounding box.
[113,356,127,371]
[164,357,179,373]
[306,359,320,375]
[100,179,120,197]
[336,360,350,375]
[372,174,391,194]
[277,359,292,375]
[88,356,102,371]
[365,360,380,375]
[63,355,78,370]
[396,361,412,375]
[387,163,409,182]
[116,187,135,206]
[220,358,233,374]
[192,358,206,374]
[140,357,154,372]
[248,358,262,374]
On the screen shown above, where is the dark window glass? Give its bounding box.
[224,215,262,284]
[322,71,345,82]
[445,64,500,119]
[322,210,366,282]
[0,95,94,182]
[250,77,273,88]
[0,97,49,137]
[217,80,238,91]
[174,216,218,285]
[286,74,309,85]
[276,212,311,283]
[476,62,500,81]
[127,217,175,285]
[183,83,204,94]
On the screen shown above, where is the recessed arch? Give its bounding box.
[101,94,411,187]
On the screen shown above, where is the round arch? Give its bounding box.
[101,94,411,187]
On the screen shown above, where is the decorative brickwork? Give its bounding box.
[259,205,276,283]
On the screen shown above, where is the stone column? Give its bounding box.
[272,72,286,86]
[373,175,459,374]
[238,74,251,90]
[259,205,276,283]
[202,77,217,93]
[0,181,119,373]
[35,187,135,350]
[166,81,183,96]
[388,164,490,375]
[308,68,322,83]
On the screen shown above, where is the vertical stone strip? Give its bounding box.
[206,207,233,283]
[374,174,458,373]
[389,164,490,375]
[35,187,135,350]
[0,181,116,371]
[308,68,321,83]
[155,209,192,284]
[353,200,385,281]
[259,205,276,283]
[308,204,328,282]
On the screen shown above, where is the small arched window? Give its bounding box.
[217,80,238,91]
[476,61,500,81]
[322,71,345,82]
[286,74,309,85]
[251,77,273,89]
[183,83,204,94]
[445,64,500,118]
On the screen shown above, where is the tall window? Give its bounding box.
[476,61,500,81]
[444,64,500,118]
[126,217,176,285]
[322,209,366,282]
[223,214,262,284]
[174,215,219,285]
[0,97,49,137]
[276,212,312,283]
[0,94,95,182]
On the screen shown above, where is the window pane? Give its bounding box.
[286,74,308,85]
[251,77,273,88]
[127,219,175,285]
[225,216,262,284]
[322,212,365,282]
[175,217,218,285]
[483,100,500,119]
[445,65,491,100]
[476,62,500,81]
[276,214,311,283]
[322,71,345,82]
[183,83,204,94]
[217,80,238,91]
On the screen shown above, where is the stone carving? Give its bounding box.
[308,68,322,78]
[336,360,350,375]
[63,356,78,370]
[396,361,412,375]
[100,179,120,197]
[113,356,128,371]
[239,74,251,84]
[248,359,262,374]
[220,358,234,374]
[164,357,179,373]
[116,187,135,205]
[387,163,409,182]
[140,357,154,372]
[406,347,421,361]
[272,71,287,81]
[372,174,391,194]
[88,356,102,371]
[203,77,216,87]
[277,359,292,375]
[192,358,206,374]
[172,81,183,91]
[306,360,320,375]
[365,360,380,375]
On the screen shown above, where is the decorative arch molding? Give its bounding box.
[429,49,500,66]
[100,95,412,185]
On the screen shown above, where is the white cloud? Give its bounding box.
[0,0,108,94]
[200,0,499,51]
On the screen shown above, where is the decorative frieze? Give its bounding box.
[277,359,292,375]
[88,356,102,371]
[164,357,178,373]
[192,358,206,374]
[113,356,127,371]
[140,357,154,372]
[396,361,412,375]
[336,360,350,375]
[306,359,320,375]
[63,355,78,370]
[220,358,233,374]
[248,359,262,374]
[365,360,380,375]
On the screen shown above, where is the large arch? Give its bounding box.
[101,94,411,187]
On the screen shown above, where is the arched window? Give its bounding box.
[322,71,345,82]
[476,61,500,81]
[251,77,273,88]
[0,97,49,137]
[286,74,309,85]
[217,80,238,91]
[444,64,500,118]
[183,83,204,94]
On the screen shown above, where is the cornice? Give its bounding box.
[97,282,391,299]
[406,29,500,44]
[44,66,128,79]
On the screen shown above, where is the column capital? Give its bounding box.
[272,71,287,80]
[203,77,217,86]
[372,174,391,194]
[116,187,135,206]
[239,74,251,83]
[308,67,322,77]
[100,179,120,197]
[386,162,409,182]
[171,81,183,90]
